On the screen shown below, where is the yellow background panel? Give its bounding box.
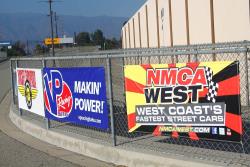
[149,63,187,68]
[175,63,187,68]
[125,91,146,115]
[124,65,146,85]
[151,64,169,69]
[199,61,232,75]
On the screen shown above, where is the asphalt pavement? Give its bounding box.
[0,130,82,167]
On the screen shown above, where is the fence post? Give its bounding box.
[15,60,22,116]
[212,45,216,61]
[158,55,161,64]
[244,44,250,106]
[212,53,216,61]
[10,60,16,105]
[175,49,179,63]
[42,59,50,129]
[194,47,198,62]
[170,48,174,63]
[106,56,116,146]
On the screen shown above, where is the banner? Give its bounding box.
[43,67,108,130]
[124,61,242,142]
[16,68,45,117]
[44,38,60,45]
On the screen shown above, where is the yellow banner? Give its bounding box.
[44,38,60,45]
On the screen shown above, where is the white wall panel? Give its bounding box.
[140,7,148,48]
[158,0,171,47]
[189,0,212,44]
[214,0,250,42]
[171,0,187,45]
[147,0,158,48]
[134,14,141,48]
[122,0,250,48]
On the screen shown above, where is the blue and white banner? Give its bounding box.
[43,67,109,130]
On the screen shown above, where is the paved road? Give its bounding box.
[0,130,82,167]
[0,60,114,167]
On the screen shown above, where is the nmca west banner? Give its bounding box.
[124,61,242,142]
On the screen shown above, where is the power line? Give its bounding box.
[39,0,60,58]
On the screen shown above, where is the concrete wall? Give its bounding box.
[122,0,250,48]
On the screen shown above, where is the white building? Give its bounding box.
[121,0,250,49]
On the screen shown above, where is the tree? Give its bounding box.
[76,32,91,46]
[104,38,120,50]
[34,44,49,55]
[91,29,105,46]
[7,41,26,57]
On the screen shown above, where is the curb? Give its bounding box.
[9,104,223,167]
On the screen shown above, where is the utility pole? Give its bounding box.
[74,32,77,45]
[54,12,59,38]
[26,40,29,55]
[48,0,55,57]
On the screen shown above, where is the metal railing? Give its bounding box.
[10,41,250,166]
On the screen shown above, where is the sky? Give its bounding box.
[0,0,147,17]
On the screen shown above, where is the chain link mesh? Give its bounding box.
[11,42,250,166]
[113,44,250,166]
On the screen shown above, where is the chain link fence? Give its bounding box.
[10,41,250,166]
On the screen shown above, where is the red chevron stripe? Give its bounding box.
[198,75,239,98]
[217,75,240,96]
[141,64,153,71]
[125,77,145,94]
[127,113,136,130]
[226,112,243,135]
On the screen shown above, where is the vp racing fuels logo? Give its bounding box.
[17,70,38,109]
[44,70,73,118]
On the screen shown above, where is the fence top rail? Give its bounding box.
[10,41,250,61]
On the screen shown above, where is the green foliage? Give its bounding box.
[104,38,120,50]
[75,29,121,50]
[76,32,91,46]
[7,41,26,57]
[34,44,49,55]
[91,29,105,46]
